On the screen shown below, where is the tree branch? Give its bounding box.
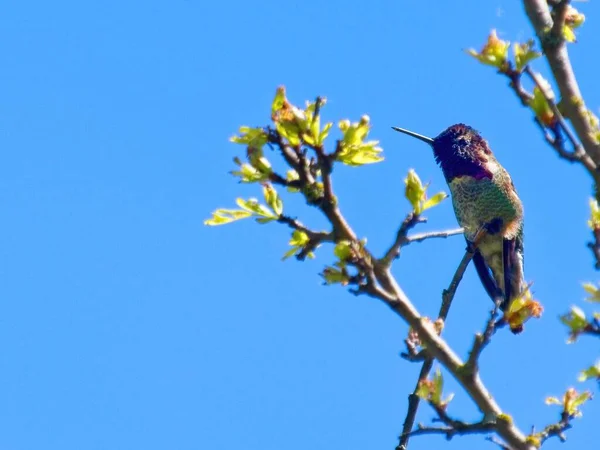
[523,0,600,175]
[268,125,534,450]
[403,419,495,441]
[397,234,485,450]
[588,222,600,270]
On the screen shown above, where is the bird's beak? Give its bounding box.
[391,126,434,145]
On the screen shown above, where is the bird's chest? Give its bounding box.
[450,178,495,238]
[449,176,517,240]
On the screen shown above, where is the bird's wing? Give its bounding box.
[473,249,501,304]
[502,238,516,311]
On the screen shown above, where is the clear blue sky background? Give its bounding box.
[1,1,599,449]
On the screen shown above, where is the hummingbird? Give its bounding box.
[392,124,525,315]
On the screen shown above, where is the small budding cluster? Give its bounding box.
[404,169,447,215]
[468,13,600,144]
[467,30,558,127]
[416,369,454,411]
[545,388,592,419]
[321,240,369,286]
[558,5,586,43]
[559,276,600,384]
[503,286,543,334]
[205,87,446,265]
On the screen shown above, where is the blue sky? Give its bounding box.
[1,1,599,449]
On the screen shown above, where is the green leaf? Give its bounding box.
[415,382,432,400]
[231,162,269,183]
[317,122,333,145]
[255,216,276,224]
[230,126,268,148]
[560,306,588,343]
[236,198,275,218]
[334,241,352,262]
[322,266,349,285]
[404,169,426,214]
[276,120,301,146]
[588,198,600,229]
[578,362,600,382]
[248,148,272,173]
[263,184,283,216]
[422,191,448,211]
[530,81,556,127]
[336,142,384,166]
[290,230,310,246]
[286,170,301,193]
[334,116,384,166]
[583,282,600,303]
[204,208,253,226]
[466,29,510,70]
[272,86,287,115]
[282,247,299,260]
[432,369,443,405]
[282,230,318,261]
[562,25,576,43]
[513,40,541,71]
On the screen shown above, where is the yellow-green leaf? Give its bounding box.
[545,397,561,406]
[317,122,333,145]
[466,29,510,71]
[236,198,277,219]
[204,208,253,226]
[272,86,287,115]
[286,170,301,193]
[404,169,426,214]
[334,241,352,262]
[336,145,384,166]
[282,247,299,260]
[588,198,600,229]
[263,184,283,216]
[432,369,443,405]
[560,306,588,343]
[255,216,276,224]
[563,25,576,43]
[322,266,349,285]
[230,126,268,148]
[290,230,310,246]
[513,40,541,71]
[583,282,600,303]
[231,162,269,183]
[578,362,600,382]
[530,81,556,127]
[422,191,448,211]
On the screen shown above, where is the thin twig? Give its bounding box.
[405,228,464,244]
[277,215,334,260]
[464,299,503,377]
[381,213,426,267]
[505,69,534,106]
[588,227,600,270]
[403,420,495,440]
[486,435,512,450]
